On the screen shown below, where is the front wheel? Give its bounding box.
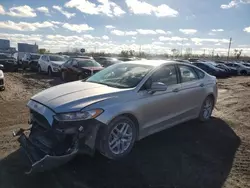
[98,116,137,160]
[48,67,53,76]
[240,70,247,76]
[38,65,42,74]
[198,96,214,122]
[61,71,67,81]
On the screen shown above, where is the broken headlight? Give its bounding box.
[54,109,104,122]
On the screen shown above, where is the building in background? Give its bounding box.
[0,39,10,50]
[18,43,38,53]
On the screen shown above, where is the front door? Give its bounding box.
[137,65,183,136]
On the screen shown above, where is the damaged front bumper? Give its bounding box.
[14,111,103,174]
[18,132,78,174]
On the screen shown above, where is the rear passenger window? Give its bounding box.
[179,65,199,83]
[194,68,205,79]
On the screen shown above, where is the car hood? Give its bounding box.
[31,81,125,113]
[51,61,65,65]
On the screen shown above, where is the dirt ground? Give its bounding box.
[0,71,249,188]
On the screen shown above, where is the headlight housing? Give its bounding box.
[54,109,104,122]
[51,63,59,67]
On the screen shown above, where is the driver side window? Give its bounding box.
[150,65,178,86]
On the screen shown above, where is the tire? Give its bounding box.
[61,71,67,81]
[0,86,5,91]
[77,74,83,80]
[38,65,42,74]
[48,67,53,76]
[198,96,214,122]
[97,116,137,160]
[240,70,247,76]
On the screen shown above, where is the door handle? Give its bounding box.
[172,88,180,92]
[200,83,204,87]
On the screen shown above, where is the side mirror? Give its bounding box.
[0,64,4,70]
[148,82,167,94]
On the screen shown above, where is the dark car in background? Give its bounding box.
[94,57,121,67]
[60,58,104,81]
[192,62,228,78]
[22,53,41,71]
[215,63,238,76]
[0,53,18,72]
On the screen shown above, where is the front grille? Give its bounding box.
[0,79,3,85]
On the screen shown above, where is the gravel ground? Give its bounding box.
[0,72,249,188]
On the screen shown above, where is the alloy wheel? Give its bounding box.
[108,122,133,155]
[202,98,213,120]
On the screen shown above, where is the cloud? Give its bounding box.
[220,0,238,9]
[0,33,42,44]
[0,5,4,15]
[65,0,126,17]
[159,36,188,41]
[191,38,230,43]
[105,25,115,29]
[53,5,76,18]
[211,29,224,32]
[62,23,94,33]
[179,29,197,35]
[0,5,37,17]
[243,26,250,32]
[0,21,55,31]
[155,29,171,35]
[220,0,250,9]
[136,29,171,35]
[152,41,164,45]
[37,7,50,16]
[102,35,109,40]
[111,29,137,36]
[132,36,136,39]
[125,0,178,17]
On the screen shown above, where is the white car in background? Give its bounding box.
[38,55,66,76]
[226,62,250,75]
[0,64,5,91]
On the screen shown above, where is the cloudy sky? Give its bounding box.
[0,0,250,55]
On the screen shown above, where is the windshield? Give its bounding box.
[30,54,40,60]
[49,55,65,61]
[78,60,102,67]
[86,63,153,88]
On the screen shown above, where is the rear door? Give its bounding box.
[177,64,206,118]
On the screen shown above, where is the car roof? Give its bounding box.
[118,60,190,67]
[73,58,94,61]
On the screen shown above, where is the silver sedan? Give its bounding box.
[17,60,218,173]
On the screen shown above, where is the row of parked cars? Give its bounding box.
[177,59,250,78]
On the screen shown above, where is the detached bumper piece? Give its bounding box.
[17,123,79,174]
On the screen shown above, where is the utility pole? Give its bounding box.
[212,49,214,59]
[203,49,206,57]
[227,37,232,62]
[180,40,184,57]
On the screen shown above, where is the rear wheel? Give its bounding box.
[98,116,137,160]
[198,96,214,122]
